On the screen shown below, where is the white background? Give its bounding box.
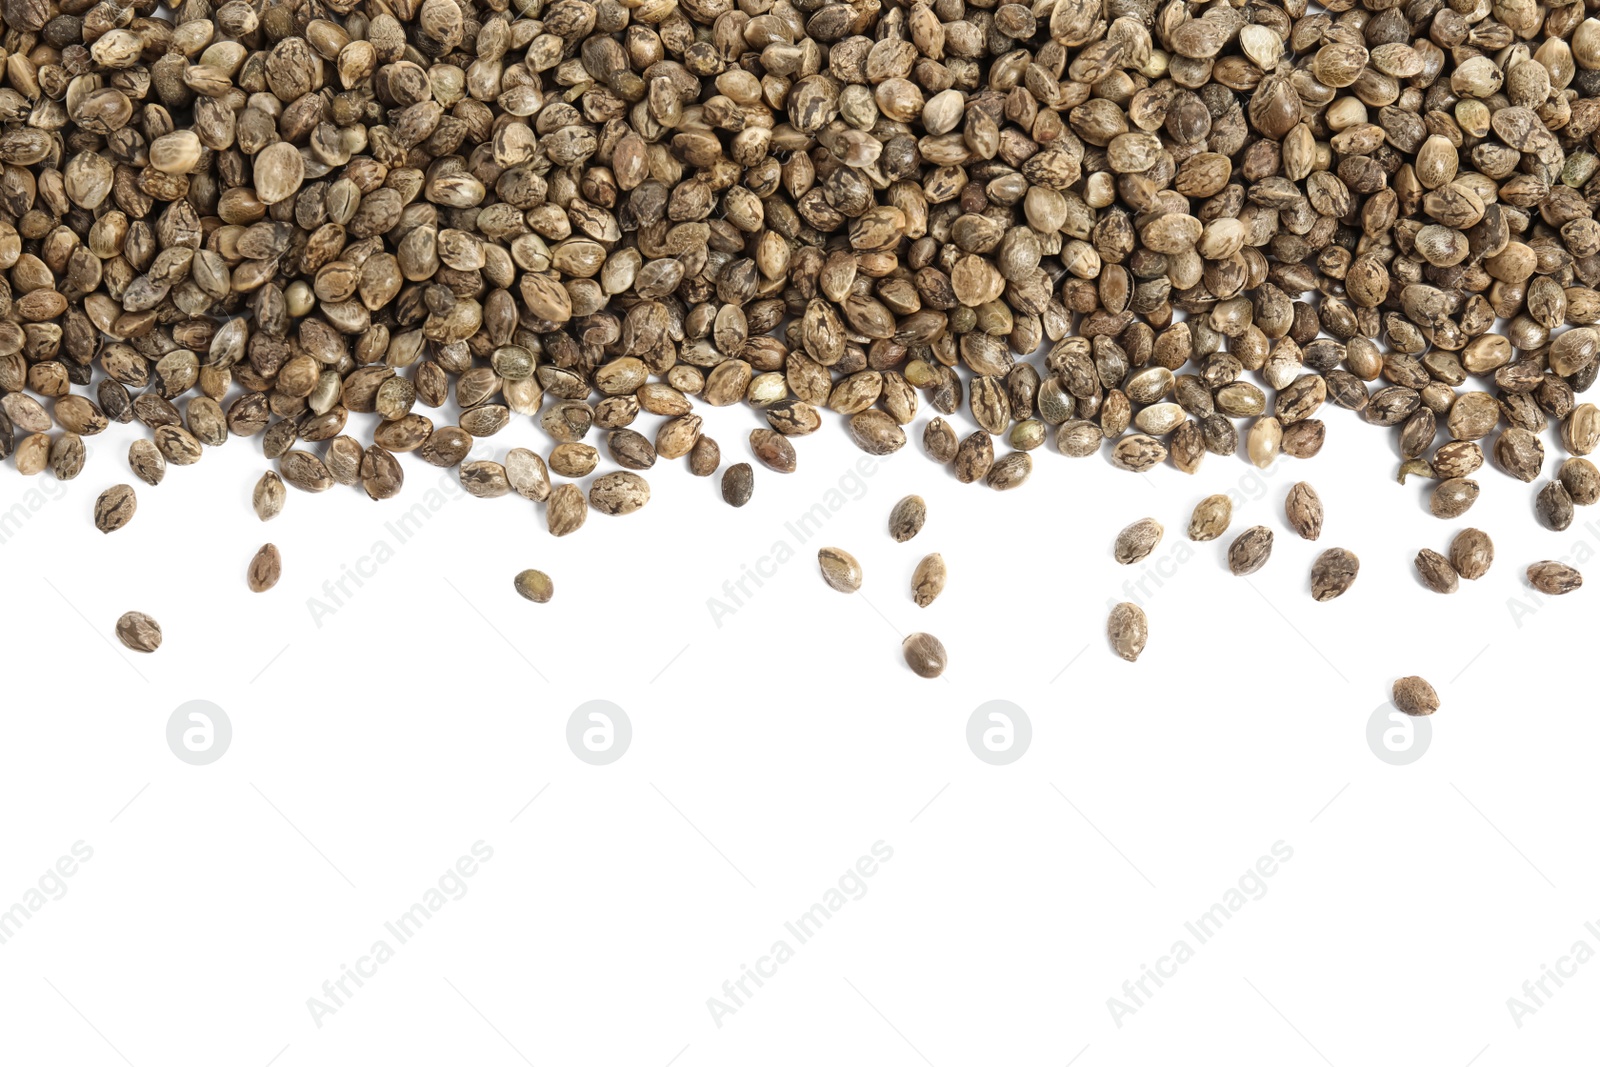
[2,383,1598,1066]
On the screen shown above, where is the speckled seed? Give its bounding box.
[1107,602,1148,662]
[911,553,945,607]
[689,436,721,476]
[889,495,926,542]
[1559,458,1600,506]
[923,418,958,463]
[1284,482,1322,540]
[253,471,286,520]
[1392,676,1439,716]
[589,471,650,515]
[1430,478,1480,519]
[94,484,137,533]
[248,543,282,592]
[128,440,165,486]
[115,611,162,653]
[1227,526,1274,575]
[1527,561,1583,595]
[1450,528,1494,580]
[547,483,587,536]
[1188,494,1232,541]
[750,429,796,472]
[1310,548,1359,601]
[513,569,553,603]
[902,632,947,678]
[985,451,1032,489]
[1414,548,1459,594]
[1537,481,1575,531]
[722,463,754,507]
[818,547,863,593]
[1114,518,1164,564]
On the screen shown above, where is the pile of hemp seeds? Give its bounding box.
[0,0,1595,675]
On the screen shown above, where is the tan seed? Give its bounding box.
[115,611,162,653]
[1107,602,1148,662]
[902,633,947,678]
[248,544,282,592]
[818,547,863,593]
[1392,676,1439,717]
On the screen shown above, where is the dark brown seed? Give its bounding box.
[1392,676,1439,717]
[1450,529,1494,580]
[1527,561,1583,595]
[1284,482,1323,540]
[750,429,796,473]
[818,547,863,593]
[514,570,553,603]
[889,496,926,542]
[1430,478,1480,519]
[1310,548,1360,601]
[94,484,136,533]
[248,544,282,592]
[1537,481,1575,531]
[689,436,721,477]
[1227,526,1274,575]
[902,632,947,678]
[1107,602,1148,662]
[115,611,162,653]
[1414,549,1459,595]
[722,463,754,507]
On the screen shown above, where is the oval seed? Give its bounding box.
[1284,483,1323,541]
[722,463,754,507]
[1107,602,1148,662]
[1528,561,1583,595]
[1187,494,1232,541]
[1310,548,1359,601]
[513,569,554,603]
[817,547,863,593]
[1449,529,1494,580]
[94,484,137,534]
[248,543,282,592]
[1414,549,1459,595]
[1227,526,1274,575]
[1392,676,1439,717]
[911,553,945,608]
[115,611,162,653]
[1114,518,1164,565]
[253,471,286,521]
[889,495,927,542]
[902,633,947,679]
